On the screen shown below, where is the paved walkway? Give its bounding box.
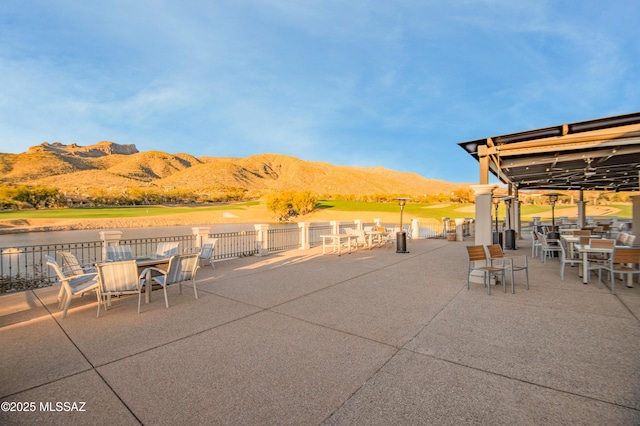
[1,237,639,425]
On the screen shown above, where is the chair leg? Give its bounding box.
[163,285,169,308]
[486,271,491,295]
[598,268,604,290]
[57,285,65,306]
[61,294,72,319]
[611,274,617,294]
[192,278,198,300]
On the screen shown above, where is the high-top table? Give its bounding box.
[320,234,355,256]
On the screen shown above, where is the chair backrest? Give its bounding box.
[46,255,66,281]
[199,238,218,259]
[466,246,488,262]
[589,239,614,249]
[353,229,367,242]
[105,245,134,261]
[573,230,591,236]
[627,234,636,247]
[616,232,629,246]
[579,236,591,246]
[612,248,640,265]
[486,244,504,259]
[96,260,140,293]
[164,254,199,285]
[538,233,549,246]
[155,241,180,257]
[58,251,84,276]
[531,231,539,242]
[558,238,569,260]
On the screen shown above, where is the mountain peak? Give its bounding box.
[29,141,139,157]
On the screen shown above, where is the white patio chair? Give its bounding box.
[626,234,636,247]
[559,238,581,280]
[376,226,394,247]
[58,251,97,276]
[46,256,100,319]
[344,228,368,249]
[54,252,97,303]
[95,259,146,317]
[198,238,218,268]
[146,254,200,308]
[105,244,134,261]
[615,232,629,246]
[538,233,561,263]
[155,241,181,257]
[530,230,541,258]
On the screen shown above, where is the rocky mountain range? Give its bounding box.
[0,141,468,196]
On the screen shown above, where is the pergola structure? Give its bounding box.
[457,112,640,247]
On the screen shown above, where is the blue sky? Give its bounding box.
[1,1,639,183]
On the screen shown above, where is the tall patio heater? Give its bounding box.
[395,198,411,253]
[502,196,516,250]
[544,192,562,256]
[492,196,503,247]
[544,192,562,233]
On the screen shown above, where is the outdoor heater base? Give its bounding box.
[396,232,409,253]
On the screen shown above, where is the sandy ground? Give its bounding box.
[454,205,622,218]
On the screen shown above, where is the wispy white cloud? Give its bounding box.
[0,0,638,182]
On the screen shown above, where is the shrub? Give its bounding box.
[266,191,318,221]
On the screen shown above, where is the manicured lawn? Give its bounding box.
[0,200,630,220]
[315,200,631,220]
[0,202,260,219]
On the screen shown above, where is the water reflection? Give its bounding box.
[1,224,258,248]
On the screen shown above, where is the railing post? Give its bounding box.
[411,218,420,239]
[354,219,362,230]
[192,227,210,251]
[455,218,465,241]
[330,221,340,235]
[374,218,381,227]
[254,224,270,256]
[99,231,122,260]
[298,222,310,250]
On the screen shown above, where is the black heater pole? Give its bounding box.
[492,197,502,247]
[395,198,411,253]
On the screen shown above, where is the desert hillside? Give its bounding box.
[0,142,469,196]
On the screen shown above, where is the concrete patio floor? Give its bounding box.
[1,237,639,425]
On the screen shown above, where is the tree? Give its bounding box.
[266,191,318,221]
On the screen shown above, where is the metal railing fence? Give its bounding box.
[1,220,451,292]
[268,226,299,252]
[210,231,259,259]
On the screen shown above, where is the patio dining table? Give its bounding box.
[560,235,582,259]
[136,256,171,303]
[574,244,631,285]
